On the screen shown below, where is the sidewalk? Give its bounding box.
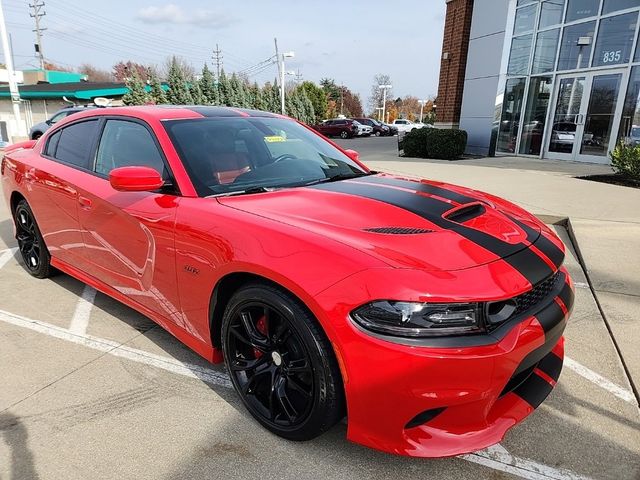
[365,155,640,399]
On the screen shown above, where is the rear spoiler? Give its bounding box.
[3,139,37,154]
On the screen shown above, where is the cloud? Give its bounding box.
[136,4,236,28]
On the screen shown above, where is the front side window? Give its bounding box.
[48,111,68,125]
[95,120,165,176]
[592,12,638,67]
[53,120,99,169]
[164,117,367,197]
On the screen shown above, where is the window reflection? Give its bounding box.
[540,0,566,28]
[514,4,538,35]
[557,21,596,70]
[603,0,640,15]
[496,78,527,153]
[592,12,638,67]
[533,29,560,73]
[566,0,601,22]
[618,66,640,145]
[581,74,622,156]
[520,77,553,155]
[508,35,533,75]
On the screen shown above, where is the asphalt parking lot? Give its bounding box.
[1,143,639,479]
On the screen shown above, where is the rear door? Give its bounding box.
[26,119,100,268]
[76,117,183,324]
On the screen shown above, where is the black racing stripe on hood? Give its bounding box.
[513,372,554,408]
[355,175,477,204]
[510,217,564,269]
[310,181,554,285]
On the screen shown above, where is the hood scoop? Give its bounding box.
[443,202,486,223]
[363,227,434,235]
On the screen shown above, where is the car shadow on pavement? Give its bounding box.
[0,219,15,249]
[0,413,40,480]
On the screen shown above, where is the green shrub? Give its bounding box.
[401,128,467,160]
[610,142,640,180]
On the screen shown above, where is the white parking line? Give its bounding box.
[573,282,589,289]
[68,285,97,334]
[0,247,17,270]
[462,443,593,480]
[564,357,637,405]
[0,308,595,480]
[0,308,232,388]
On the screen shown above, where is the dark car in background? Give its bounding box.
[353,118,392,137]
[312,118,359,139]
[29,105,96,140]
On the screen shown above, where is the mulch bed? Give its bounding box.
[577,174,640,189]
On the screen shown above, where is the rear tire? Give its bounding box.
[222,283,344,441]
[13,200,53,278]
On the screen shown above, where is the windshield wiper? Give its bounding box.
[208,186,273,198]
[304,172,372,187]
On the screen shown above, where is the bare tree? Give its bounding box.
[369,74,393,114]
[162,56,195,80]
[79,63,114,82]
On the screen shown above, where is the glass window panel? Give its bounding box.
[540,0,566,28]
[517,0,536,5]
[520,77,553,155]
[532,29,560,73]
[566,0,601,22]
[557,21,596,70]
[514,4,538,35]
[496,78,527,154]
[603,0,640,14]
[549,76,585,153]
[580,73,622,156]
[508,34,533,75]
[592,12,638,66]
[617,66,640,144]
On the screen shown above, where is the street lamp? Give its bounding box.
[281,51,295,115]
[418,99,427,123]
[378,84,392,124]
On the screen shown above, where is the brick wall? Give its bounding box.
[436,0,474,126]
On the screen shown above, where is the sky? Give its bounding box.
[1,0,446,110]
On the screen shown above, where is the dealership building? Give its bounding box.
[436,0,640,163]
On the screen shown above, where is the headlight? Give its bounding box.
[351,301,484,338]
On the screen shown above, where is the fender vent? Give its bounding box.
[364,227,434,235]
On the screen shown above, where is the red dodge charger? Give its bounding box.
[1,106,574,457]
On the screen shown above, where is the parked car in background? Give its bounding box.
[29,105,96,140]
[383,122,399,136]
[352,120,373,137]
[312,119,359,139]
[392,119,431,133]
[353,118,391,136]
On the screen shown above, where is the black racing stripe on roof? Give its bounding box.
[310,180,554,285]
[184,106,249,117]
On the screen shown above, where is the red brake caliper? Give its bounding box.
[254,315,268,358]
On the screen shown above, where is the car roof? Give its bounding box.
[63,105,284,122]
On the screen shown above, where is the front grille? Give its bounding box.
[486,271,560,331]
[513,271,560,317]
[363,227,434,235]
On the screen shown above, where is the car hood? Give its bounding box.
[218,174,543,272]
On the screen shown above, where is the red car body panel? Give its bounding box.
[1,106,573,457]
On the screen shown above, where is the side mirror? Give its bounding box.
[109,166,164,192]
[45,120,53,126]
[344,149,360,162]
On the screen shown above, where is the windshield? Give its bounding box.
[163,117,368,197]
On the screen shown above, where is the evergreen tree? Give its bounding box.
[270,80,281,113]
[122,69,150,106]
[148,69,167,105]
[189,82,206,105]
[218,69,231,106]
[166,56,192,105]
[198,64,216,104]
[300,90,315,124]
[252,82,266,111]
[229,74,243,107]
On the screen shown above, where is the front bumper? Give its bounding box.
[315,268,574,457]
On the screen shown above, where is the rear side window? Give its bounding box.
[53,120,99,169]
[95,120,165,176]
[45,130,61,156]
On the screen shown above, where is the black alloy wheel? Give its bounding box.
[14,200,52,278]
[222,283,344,441]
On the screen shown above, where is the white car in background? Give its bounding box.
[392,119,431,133]
[352,120,373,136]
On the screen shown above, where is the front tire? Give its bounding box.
[340,130,349,139]
[222,283,344,441]
[13,200,53,278]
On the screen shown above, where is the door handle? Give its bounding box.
[78,196,92,209]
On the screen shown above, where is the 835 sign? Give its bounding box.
[602,50,622,63]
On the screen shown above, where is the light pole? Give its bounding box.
[418,99,427,123]
[378,84,392,126]
[0,0,23,140]
[280,51,295,115]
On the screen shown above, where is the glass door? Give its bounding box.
[545,70,627,163]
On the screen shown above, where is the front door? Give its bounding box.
[545,70,627,163]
